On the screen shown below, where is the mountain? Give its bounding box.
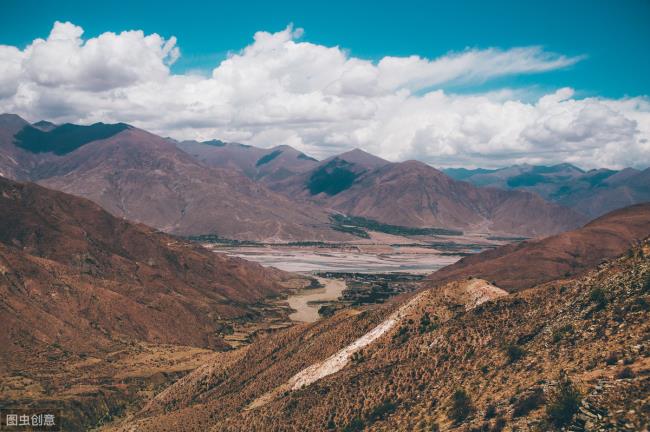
[107,238,650,432]
[304,160,588,237]
[0,114,348,241]
[0,113,31,179]
[0,113,606,240]
[31,120,58,131]
[176,140,319,182]
[0,176,298,367]
[264,148,390,196]
[426,202,650,291]
[444,163,650,218]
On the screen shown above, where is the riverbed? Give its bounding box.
[287,277,347,322]
[215,246,462,274]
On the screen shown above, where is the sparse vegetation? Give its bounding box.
[484,403,497,419]
[503,342,525,363]
[512,388,545,417]
[330,214,463,237]
[418,312,438,334]
[447,389,474,424]
[551,324,574,343]
[616,367,634,379]
[545,375,581,428]
[367,399,397,422]
[589,287,608,310]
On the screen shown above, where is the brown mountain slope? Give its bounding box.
[265,148,390,197]
[320,160,587,237]
[0,115,348,241]
[0,176,296,370]
[0,113,32,180]
[107,240,650,431]
[176,140,319,183]
[426,202,650,291]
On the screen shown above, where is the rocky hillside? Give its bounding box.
[426,203,650,291]
[106,240,650,431]
[0,176,298,369]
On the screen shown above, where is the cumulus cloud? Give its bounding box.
[0,21,648,169]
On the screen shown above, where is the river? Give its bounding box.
[287,277,347,323]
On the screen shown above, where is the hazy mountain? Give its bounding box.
[444,163,650,218]
[426,202,650,291]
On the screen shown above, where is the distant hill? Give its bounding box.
[426,202,650,291]
[444,163,650,218]
[282,158,588,237]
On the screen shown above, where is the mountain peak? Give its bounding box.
[32,120,57,131]
[332,148,389,169]
[0,113,28,129]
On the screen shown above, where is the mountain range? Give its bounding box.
[0,113,618,241]
[1,111,649,430]
[445,163,650,219]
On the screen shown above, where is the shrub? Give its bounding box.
[447,389,474,424]
[616,367,634,379]
[589,287,607,310]
[367,399,397,422]
[512,388,545,417]
[503,342,525,363]
[342,417,365,432]
[493,416,507,431]
[605,352,619,365]
[418,312,439,334]
[484,403,497,419]
[551,324,574,343]
[545,375,581,428]
[393,325,410,344]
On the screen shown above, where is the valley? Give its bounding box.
[0,114,647,431]
[202,233,506,324]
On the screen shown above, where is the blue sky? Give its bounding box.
[2,0,649,98]
[1,0,649,168]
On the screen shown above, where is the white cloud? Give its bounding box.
[20,21,179,91]
[0,21,648,169]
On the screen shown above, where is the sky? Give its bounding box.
[1,0,649,169]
